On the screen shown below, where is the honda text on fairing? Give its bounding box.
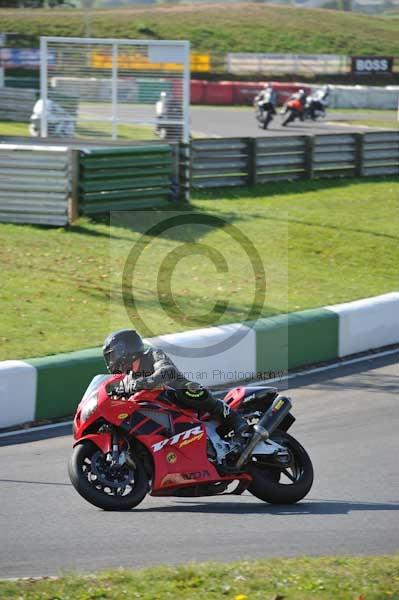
[68,375,314,510]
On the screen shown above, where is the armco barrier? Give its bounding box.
[255,136,307,183]
[190,138,249,188]
[232,81,264,105]
[362,131,399,177]
[78,145,174,214]
[0,87,37,121]
[0,144,71,226]
[1,292,398,429]
[313,133,357,178]
[189,132,399,189]
[203,81,234,105]
[190,80,207,104]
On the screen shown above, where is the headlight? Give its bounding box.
[81,393,98,422]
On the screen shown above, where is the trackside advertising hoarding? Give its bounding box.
[351,56,393,74]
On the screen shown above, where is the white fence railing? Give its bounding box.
[40,36,190,143]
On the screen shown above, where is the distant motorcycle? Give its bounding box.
[304,86,330,121]
[281,98,305,127]
[155,91,182,140]
[254,87,277,130]
[29,98,75,138]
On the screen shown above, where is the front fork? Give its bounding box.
[74,430,136,469]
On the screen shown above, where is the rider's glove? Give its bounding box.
[121,374,155,395]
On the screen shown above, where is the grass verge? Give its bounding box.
[1,555,399,599]
[0,120,157,140]
[339,120,399,129]
[0,4,399,55]
[1,178,398,360]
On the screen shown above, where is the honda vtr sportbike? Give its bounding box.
[68,375,314,510]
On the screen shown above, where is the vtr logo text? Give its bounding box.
[152,426,204,453]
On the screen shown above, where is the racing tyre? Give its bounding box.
[248,431,313,504]
[282,112,295,127]
[263,113,273,129]
[68,441,149,510]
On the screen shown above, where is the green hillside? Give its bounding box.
[0,3,398,55]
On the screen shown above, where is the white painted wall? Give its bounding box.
[148,323,256,388]
[325,86,399,110]
[327,292,399,357]
[0,361,37,428]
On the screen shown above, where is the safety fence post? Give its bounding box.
[304,135,314,180]
[246,137,257,186]
[177,142,191,203]
[354,133,364,178]
[68,148,79,223]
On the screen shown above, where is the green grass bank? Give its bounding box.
[0,3,398,55]
[0,556,398,599]
[1,178,398,361]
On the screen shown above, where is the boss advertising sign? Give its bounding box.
[351,56,393,74]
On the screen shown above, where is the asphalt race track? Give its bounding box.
[190,106,376,138]
[77,103,384,138]
[1,351,398,578]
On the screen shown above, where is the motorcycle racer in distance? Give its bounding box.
[254,84,278,129]
[305,85,331,121]
[29,97,75,138]
[281,88,307,126]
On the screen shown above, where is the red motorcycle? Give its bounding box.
[68,375,313,510]
[281,98,305,127]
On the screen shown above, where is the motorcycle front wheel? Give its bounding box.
[247,431,313,504]
[68,441,149,510]
[263,113,273,129]
[282,112,295,127]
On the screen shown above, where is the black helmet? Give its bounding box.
[102,329,145,374]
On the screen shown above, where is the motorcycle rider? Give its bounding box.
[103,329,249,437]
[281,88,307,125]
[254,84,277,118]
[29,96,75,138]
[307,85,330,121]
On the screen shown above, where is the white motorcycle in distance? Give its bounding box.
[29,98,76,138]
[254,85,278,130]
[304,85,331,122]
[155,91,182,141]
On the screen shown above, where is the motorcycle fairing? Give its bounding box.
[135,415,251,494]
[224,386,278,409]
[73,432,112,454]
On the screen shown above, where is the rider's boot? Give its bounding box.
[211,399,249,437]
[180,383,248,437]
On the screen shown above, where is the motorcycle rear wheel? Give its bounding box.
[68,441,149,511]
[248,431,313,504]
